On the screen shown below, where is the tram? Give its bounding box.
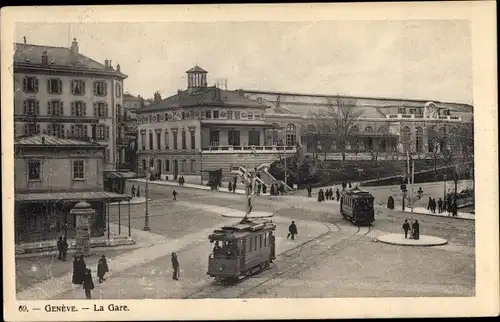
[207,217,276,282]
[340,187,375,225]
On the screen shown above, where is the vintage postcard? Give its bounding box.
[2,2,498,321]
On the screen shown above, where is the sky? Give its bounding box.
[15,20,473,104]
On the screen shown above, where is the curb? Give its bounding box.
[377,234,448,247]
[15,238,136,257]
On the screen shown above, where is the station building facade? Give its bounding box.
[135,66,474,183]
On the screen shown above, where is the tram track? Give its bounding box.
[183,221,373,299]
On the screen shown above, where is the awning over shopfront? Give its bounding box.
[15,191,132,203]
[103,171,137,180]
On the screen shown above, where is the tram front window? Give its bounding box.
[213,240,238,258]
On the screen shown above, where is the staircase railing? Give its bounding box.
[256,163,294,192]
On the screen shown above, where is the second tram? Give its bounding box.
[340,187,375,225]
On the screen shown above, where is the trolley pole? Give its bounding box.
[410,160,415,217]
[144,154,152,231]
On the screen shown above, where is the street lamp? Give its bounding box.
[144,153,154,231]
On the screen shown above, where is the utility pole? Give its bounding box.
[410,160,415,216]
[144,153,153,231]
[284,148,288,187]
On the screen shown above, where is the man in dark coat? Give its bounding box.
[131,185,136,198]
[387,196,395,209]
[72,256,80,284]
[173,189,178,201]
[318,189,325,202]
[228,181,233,192]
[171,252,179,280]
[307,185,312,198]
[438,198,443,213]
[136,186,140,197]
[97,255,109,283]
[262,184,267,194]
[77,255,87,284]
[427,197,432,211]
[348,182,352,188]
[412,220,420,240]
[62,237,68,261]
[336,189,340,201]
[57,237,64,260]
[232,178,237,193]
[402,220,410,239]
[287,221,298,240]
[247,197,253,214]
[82,269,94,299]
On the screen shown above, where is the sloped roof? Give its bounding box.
[14,43,127,78]
[15,134,103,148]
[276,102,387,119]
[186,65,208,73]
[138,87,266,112]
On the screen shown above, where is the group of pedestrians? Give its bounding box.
[57,237,69,261]
[402,219,420,240]
[70,254,109,299]
[312,186,341,203]
[427,196,458,216]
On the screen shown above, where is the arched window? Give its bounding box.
[402,126,411,152]
[415,127,423,152]
[364,126,373,132]
[427,125,437,153]
[285,123,296,146]
[307,125,316,133]
[377,126,388,150]
[350,126,359,134]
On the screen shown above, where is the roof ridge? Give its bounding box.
[15,42,69,50]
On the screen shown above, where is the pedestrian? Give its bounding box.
[452,201,458,217]
[412,220,420,240]
[131,185,136,198]
[387,196,395,209]
[438,198,443,213]
[57,236,64,260]
[82,269,95,299]
[287,221,298,240]
[307,185,312,198]
[173,189,178,201]
[72,256,80,284]
[62,237,68,261]
[257,182,261,195]
[171,252,179,280]
[348,182,352,188]
[97,255,109,283]
[402,220,410,239]
[136,186,140,198]
[228,181,233,192]
[427,197,432,211]
[262,183,267,194]
[247,197,253,214]
[77,254,87,284]
[336,189,340,201]
[317,189,325,202]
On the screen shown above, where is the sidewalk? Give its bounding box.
[109,197,147,206]
[400,206,475,220]
[15,223,136,257]
[129,178,271,196]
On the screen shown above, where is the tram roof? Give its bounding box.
[344,187,373,196]
[209,220,276,240]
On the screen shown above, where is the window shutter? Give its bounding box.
[71,102,75,116]
[60,102,64,115]
[34,78,39,92]
[104,82,108,96]
[82,82,86,95]
[36,124,40,134]
[93,103,97,117]
[24,124,28,135]
[93,82,97,95]
[47,101,52,115]
[71,125,75,137]
[47,124,52,135]
[83,103,87,116]
[23,100,27,115]
[58,79,63,94]
[23,77,27,92]
[84,125,89,138]
[106,125,110,140]
[105,103,109,117]
[35,101,40,115]
[61,125,65,137]
[47,79,51,93]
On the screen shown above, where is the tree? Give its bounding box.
[323,98,363,162]
[310,109,332,161]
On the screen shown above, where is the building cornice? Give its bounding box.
[14,63,128,79]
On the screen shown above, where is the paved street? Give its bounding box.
[17,181,475,299]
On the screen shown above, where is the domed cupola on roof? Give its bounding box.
[186,65,208,90]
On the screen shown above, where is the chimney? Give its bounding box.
[70,38,79,54]
[23,36,26,44]
[116,63,121,72]
[41,51,48,64]
[105,59,109,68]
[109,60,113,69]
[153,92,162,103]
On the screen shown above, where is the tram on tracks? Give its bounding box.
[207,217,276,282]
[340,187,375,225]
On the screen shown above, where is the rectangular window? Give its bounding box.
[23,99,39,116]
[248,130,260,146]
[49,124,65,138]
[156,132,161,150]
[254,113,261,120]
[228,130,240,146]
[254,236,258,251]
[28,160,41,180]
[173,132,178,149]
[23,76,39,93]
[166,159,170,172]
[73,160,85,180]
[249,238,252,252]
[181,131,186,149]
[264,233,267,246]
[96,103,107,117]
[234,111,241,119]
[94,81,107,96]
[227,111,233,119]
[213,110,219,119]
[142,159,147,171]
[209,130,220,146]
[48,100,63,116]
[72,80,86,95]
[115,83,121,98]
[149,132,153,150]
[247,112,254,120]
[141,132,146,150]
[165,131,169,149]
[97,125,106,140]
[190,131,196,149]
[47,78,62,94]
[259,235,262,248]
[398,107,406,114]
[205,110,212,119]
[190,160,195,172]
[72,102,86,116]
[24,123,40,136]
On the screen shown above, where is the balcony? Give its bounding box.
[385,114,462,121]
[202,145,296,154]
[15,114,100,124]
